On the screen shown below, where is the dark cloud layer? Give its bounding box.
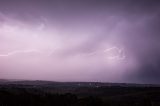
[0,0,160,84]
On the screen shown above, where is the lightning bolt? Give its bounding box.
[104,46,125,60]
[0,49,40,57]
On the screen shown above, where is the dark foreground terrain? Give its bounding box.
[0,80,160,106]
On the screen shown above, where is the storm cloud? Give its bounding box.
[0,0,160,84]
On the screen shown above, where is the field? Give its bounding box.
[0,80,160,106]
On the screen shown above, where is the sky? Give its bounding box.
[0,0,160,84]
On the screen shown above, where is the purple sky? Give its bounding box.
[0,0,160,84]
